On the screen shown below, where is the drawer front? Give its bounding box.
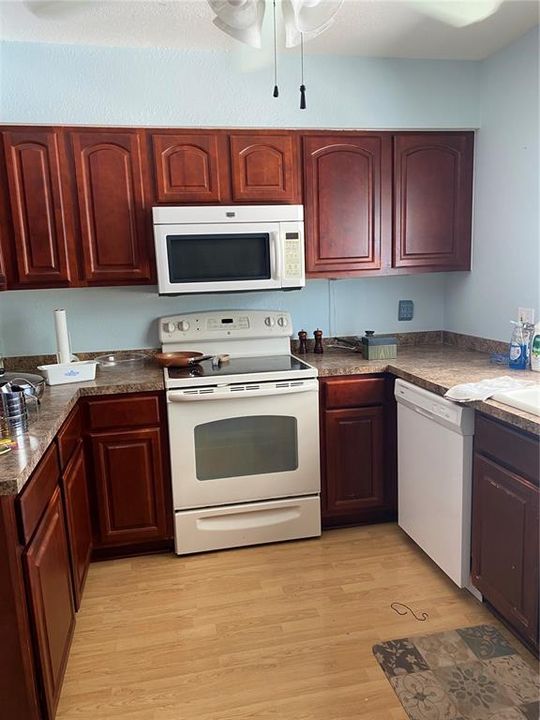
[56,404,82,470]
[18,443,60,544]
[86,394,161,431]
[323,377,385,409]
[475,414,539,486]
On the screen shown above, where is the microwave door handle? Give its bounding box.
[270,233,279,280]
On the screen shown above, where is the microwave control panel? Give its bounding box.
[281,224,304,286]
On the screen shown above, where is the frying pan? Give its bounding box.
[154,352,229,368]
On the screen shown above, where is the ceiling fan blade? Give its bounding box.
[281,0,343,48]
[208,0,266,48]
[409,0,505,27]
[23,0,102,18]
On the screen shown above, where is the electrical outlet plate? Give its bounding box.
[398,300,414,321]
[518,307,535,324]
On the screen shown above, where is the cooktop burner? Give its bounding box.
[167,354,313,380]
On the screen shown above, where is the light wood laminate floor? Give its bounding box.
[56,524,529,720]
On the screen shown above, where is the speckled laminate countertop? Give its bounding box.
[1,346,538,496]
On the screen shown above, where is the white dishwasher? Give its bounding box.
[395,379,475,588]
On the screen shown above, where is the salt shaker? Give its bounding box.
[313,329,324,354]
[298,330,308,354]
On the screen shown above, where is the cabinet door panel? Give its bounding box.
[230,134,299,202]
[394,133,473,269]
[151,132,228,203]
[324,406,385,516]
[70,130,152,284]
[3,129,75,286]
[90,427,169,546]
[24,486,75,720]
[472,454,539,648]
[62,445,92,610]
[304,135,390,274]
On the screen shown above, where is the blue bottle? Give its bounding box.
[509,321,528,370]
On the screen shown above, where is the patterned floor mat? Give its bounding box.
[373,624,539,719]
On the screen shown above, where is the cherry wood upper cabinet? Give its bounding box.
[229,133,300,203]
[303,134,391,275]
[69,129,153,284]
[2,128,76,287]
[393,132,473,270]
[24,486,75,720]
[150,132,229,203]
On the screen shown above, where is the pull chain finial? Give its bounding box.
[299,32,306,109]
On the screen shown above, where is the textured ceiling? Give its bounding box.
[0,0,538,60]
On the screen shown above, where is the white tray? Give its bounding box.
[37,361,97,386]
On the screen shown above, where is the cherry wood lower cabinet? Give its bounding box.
[61,444,92,610]
[83,392,173,555]
[472,415,539,654]
[24,486,76,720]
[320,376,397,526]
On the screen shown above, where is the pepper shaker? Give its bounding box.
[298,330,308,354]
[313,329,324,354]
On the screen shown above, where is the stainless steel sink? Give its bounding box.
[492,386,540,416]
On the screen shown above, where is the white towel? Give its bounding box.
[445,375,535,402]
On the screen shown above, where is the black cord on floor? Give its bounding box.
[391,602,429,622]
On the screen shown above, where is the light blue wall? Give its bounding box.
[445,27,539,342]
[0,39,477,356]
[0,41,480,128]
[0,276,446,355]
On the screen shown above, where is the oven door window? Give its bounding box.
[194,416,298,481]
[166,233,271,283]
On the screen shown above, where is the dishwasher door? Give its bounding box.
[395,379,475,588]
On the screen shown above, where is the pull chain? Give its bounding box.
[299,32,306,109]
[272,0,279,97]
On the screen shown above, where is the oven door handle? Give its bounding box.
[167,382,318,402]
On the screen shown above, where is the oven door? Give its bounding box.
[166,380,320,509]
[154,222,282,294]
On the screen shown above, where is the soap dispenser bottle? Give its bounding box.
[509,321,528,370]
[531,323,540,372]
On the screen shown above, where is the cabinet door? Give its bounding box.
[394,132,473,270]
[70,129,153,284]
[472,454,539,648]
[303,134,390,274]
[151,132,228,203]
[90,427,169,547]
[2,128,76,287]
[62,444,92,610]
[229,133,300,203]
[324,406,385,519]
[24,486,75,720]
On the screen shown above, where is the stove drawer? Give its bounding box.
[174,495,321,555]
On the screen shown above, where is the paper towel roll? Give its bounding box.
[55,309,71,364]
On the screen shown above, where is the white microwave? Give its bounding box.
[152,205,305,295]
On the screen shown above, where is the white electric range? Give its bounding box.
[159,310,321,555]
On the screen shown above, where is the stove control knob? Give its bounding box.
[164,322,176,334]
[277,316,288,328]
[177,321,190,332]
[264,316,275,327]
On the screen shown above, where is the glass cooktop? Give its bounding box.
[167,354,313,380]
